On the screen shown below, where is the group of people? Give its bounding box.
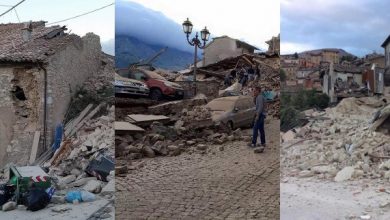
[224,64,260,87]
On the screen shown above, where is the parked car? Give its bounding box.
[117,67,184,100]
[206,96,256,129]
[114,73,149,97]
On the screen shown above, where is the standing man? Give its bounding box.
[248,86,266,152]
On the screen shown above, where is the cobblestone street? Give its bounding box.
[116,120,280,220]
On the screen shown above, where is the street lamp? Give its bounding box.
[182,18,210,96]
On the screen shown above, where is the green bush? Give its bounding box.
[281,90,330,131]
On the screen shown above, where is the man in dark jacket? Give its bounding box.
[248,86,266,152]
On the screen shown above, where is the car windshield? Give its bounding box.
[206,100,236,111]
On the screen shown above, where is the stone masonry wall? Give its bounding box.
[0,66,44,167]
[45,33,101,145]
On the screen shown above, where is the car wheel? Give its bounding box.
[150,88,162,101]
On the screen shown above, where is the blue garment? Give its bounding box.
[252,114,265,145]
[51,124,63,151]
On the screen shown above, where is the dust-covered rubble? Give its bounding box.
[281,96,390,182]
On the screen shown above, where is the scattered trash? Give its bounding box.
[85,153,114,182]
[26,188,51,212]
[2,201,17,212]
[0,184,15,207]
[65,190,95,203]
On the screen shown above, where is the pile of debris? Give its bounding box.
[281,96,390,182]
[115,104,252,167]
[115,119,248,163]
[0,54,115,216]
[82,53,115,95]
[0,103,115,214]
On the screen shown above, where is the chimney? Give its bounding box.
[22,21,33,42]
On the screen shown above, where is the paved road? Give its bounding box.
[281,177,390,220]
[116,120,280,220]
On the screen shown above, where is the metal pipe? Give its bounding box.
[38,63,48,151]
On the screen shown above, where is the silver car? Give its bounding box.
[206,96,256,129]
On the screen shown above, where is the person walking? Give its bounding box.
[248,86,266,152]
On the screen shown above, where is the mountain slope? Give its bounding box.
[299,48,356,58]
[115,35,196,71]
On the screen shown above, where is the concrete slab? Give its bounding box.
[127,114,169,123]
[114,121,144,132]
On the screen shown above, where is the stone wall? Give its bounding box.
[204,38,247,66]
[45,33,101,145]
[0,33,102,167]
[0,66,44,166]
[176,81,220,99]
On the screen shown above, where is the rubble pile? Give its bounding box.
[180,106,212,123]
[0,55,115,216]
[49,105,114,179]
[281,97,390,182]
[148,95,208,116]
[115,105,252,167]
[82,53,115,95]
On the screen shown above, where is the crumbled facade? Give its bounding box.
[0,21,101,166]
[265,34,280,55]
[381,34,390,88]
[203,35,258,66]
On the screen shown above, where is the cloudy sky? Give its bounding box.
[281,0,390,56]
[0,0,114,55]
[117,0,280,52]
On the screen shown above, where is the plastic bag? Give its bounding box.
[0,184,15,207]
[65,190,95,203]
[26,188,50,211]
[80,191,95,202]
[65,191,82,203]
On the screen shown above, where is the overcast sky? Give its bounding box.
[0,0,114,54]
[281,0,390,56]
[119,0,280,52]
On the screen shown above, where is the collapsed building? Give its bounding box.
[115,51,281,164]
[281,96,390,182]
[0,21,102,167]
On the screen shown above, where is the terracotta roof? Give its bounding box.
[0,21,79,63]
[334,64,362,73]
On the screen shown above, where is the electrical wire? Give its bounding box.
[47,2,114,25]
[0,0,25,18]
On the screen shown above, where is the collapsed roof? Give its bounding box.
[0,21,79,63]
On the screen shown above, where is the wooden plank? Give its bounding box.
[241,56,254,66]
[29,131,40,165]
[64,118,75,132]
[64,104,94,137]
[68,103,104,137]
[371,112,390,131]
[48,139,72,166]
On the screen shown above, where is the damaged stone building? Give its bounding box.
[0,21,101,167]
[202,35,258,66]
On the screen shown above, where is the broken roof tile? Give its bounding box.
[0,21,78,63]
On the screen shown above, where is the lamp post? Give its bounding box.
[182,18,210,96]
